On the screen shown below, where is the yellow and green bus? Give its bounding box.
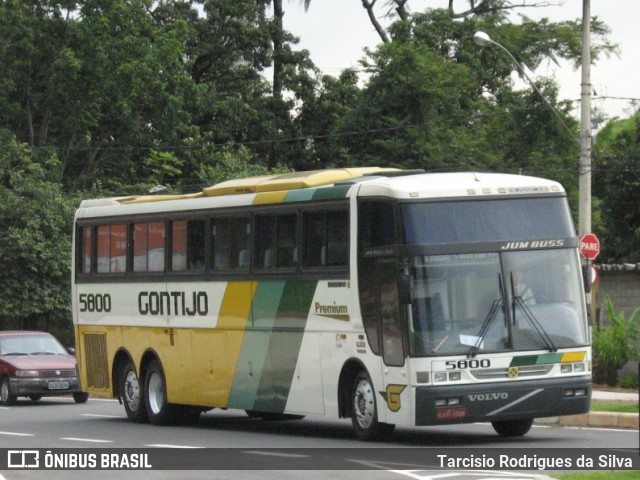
[72,167,591,440]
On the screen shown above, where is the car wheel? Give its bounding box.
[144,359,180,425]
[122,361,147,422]
[73,392,90,404]
[350,371,394,441]
[491,418,534,437]
[0,378,17,406]
[29,394,42,402]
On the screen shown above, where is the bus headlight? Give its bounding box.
[434,371,461,383]
[561,362,587,373]
[434,372,448,383]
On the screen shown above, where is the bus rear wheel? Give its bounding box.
[122,361,147,422]
[350,371,394,441]
[144,359,180,425]
[491,418,533,437]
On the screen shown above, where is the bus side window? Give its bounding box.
[171,220,205,272]
[96,224,126,273]
[133,222,165,273]
[212,217,250,271]
[80,226,92,274]
[303,209,348,268]
[358,202,396,249]
[256,214,297,270]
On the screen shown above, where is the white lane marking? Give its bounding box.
[565,426,636,432]
[243,450,310,459]
[60,437,113,443]
[82,413,121,418]
[0,431,35,436]
[145,444,204,449]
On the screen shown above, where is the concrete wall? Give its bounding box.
[593,269,640,324]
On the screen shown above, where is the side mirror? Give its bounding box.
[398,273,414,305]
[67,347,76,356]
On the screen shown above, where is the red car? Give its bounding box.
[0,330,89,405]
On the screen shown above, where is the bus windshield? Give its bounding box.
[407,250,588,356]
[402,197,574,244]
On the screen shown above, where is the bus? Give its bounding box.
[72,167,592,440]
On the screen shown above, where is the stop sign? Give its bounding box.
[580,233,600,260]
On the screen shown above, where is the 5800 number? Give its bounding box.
[78,293,112,312]
[445,359,491,370]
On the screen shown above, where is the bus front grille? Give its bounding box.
[470,364,553,379]
[83,333,110,389]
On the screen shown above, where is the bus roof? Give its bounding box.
[77,169,564,213]
[356,171,564,199]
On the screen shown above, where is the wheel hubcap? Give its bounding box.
[124,370,140,412]
[147,371,164,414]
[353,379,375,429]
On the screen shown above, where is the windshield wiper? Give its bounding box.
[467,274,505,358]
[2,352,28,356]
[510,274,557,352]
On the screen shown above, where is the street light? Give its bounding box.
[473,31,579,146]
[473,27,592,238]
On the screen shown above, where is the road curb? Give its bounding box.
[535,411,639,429]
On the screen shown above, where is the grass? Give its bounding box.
[590,402,638,413]
[551,472,639,480]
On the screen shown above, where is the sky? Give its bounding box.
[279,0,640,125]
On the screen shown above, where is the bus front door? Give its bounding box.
[376,260,412,426]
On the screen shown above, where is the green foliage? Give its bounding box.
[593,114,640,262]
[616,374,639,390]
[0,130,77,334]
[592,295,640,386]
[194,144,291,186]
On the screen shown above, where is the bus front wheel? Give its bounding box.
[122,362,147,422]
[144,360,180,425]
[350,371,394,441]
[491,418,533,437]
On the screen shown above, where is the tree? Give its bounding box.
[0,130,77,342]
[593,114,640,262]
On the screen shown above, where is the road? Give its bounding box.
[0,396,637,479]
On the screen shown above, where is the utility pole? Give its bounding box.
[578,0,592,237]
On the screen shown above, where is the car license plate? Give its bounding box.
[48,381,70,390]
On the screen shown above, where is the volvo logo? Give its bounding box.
[467,392,509,402]
[55,370,61,376]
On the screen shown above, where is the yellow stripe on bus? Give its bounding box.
[217,281,257,405]
[561,351,586,362]
[252,191,288,205]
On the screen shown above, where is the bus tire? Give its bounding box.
[1,378,16,405]
[144,359,180,426]
[350,371,394,441]
[491,418,533,437]
[122,361,147,422]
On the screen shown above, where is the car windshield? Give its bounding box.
[0,334,68,356]
[407,250,588,356]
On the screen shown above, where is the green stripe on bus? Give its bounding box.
[267,280,318,412]
[311,185,351,200]
[284,189,317,203]
[510,353,563,367]
[228,281,286,410]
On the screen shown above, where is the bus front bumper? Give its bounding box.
[415,376,591,426]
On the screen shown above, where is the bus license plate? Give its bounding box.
[48,381,69,390]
